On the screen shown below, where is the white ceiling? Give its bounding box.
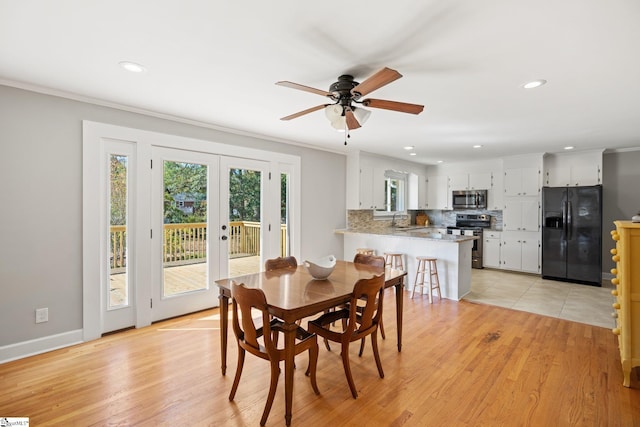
[1,0,639,164]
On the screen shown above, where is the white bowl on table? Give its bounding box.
[304,255,337,280]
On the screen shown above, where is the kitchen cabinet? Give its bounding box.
[503,199,539,231]
[483,230,501,268]
[449,172,492,191]
[504,167,539,197]
[488,171,504,210]
[408,173,427,209]
[500,232,539,273]
[545,164,601,187]
[359,165,386,209]
[543,150,603,187]
[426,175,450,210]
[610,221,640,387]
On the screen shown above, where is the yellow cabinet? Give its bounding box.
[611,221,640,387]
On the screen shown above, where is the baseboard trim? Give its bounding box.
[0,329,84,364]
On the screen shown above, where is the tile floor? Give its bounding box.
[464,268,616,329]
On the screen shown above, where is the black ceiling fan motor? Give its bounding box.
[329,75,359,102]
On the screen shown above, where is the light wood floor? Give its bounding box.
[1,291,639,426]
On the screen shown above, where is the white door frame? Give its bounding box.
[82,121,301,342]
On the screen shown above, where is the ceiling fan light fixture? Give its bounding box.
[325,104,343,121]
[352,106,371,125]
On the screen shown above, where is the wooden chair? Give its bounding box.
[229,281,320,426]
[265,256,301,327]
[352,254,386,353]
[265,256,298,272]
[307,274,385,399]
[353,253,385,269]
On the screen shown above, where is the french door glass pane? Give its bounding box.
[109,154,128,308]
[228,168,262,276]
[162,161,208,297]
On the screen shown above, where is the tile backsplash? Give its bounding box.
[347,209,503,230]
[346,210,411,231]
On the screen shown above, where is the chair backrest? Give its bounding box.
[231,281,275,356]
[348,273,385,335]
[353,253,385,269]
[264,256,298,271]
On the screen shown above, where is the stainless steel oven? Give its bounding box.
[447,214,492,269]
[448,227,484,268]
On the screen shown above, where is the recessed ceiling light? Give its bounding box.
[523,79,547,89]
[437,160,444,164]
[473,145,483,149]
[119,61,146,73]
[409,152,417,156]
[404,146,415,150]
[564,146,575,150]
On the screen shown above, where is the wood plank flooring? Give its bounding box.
[1,292,639,426]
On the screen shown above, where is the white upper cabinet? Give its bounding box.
[503,199,539,231]
[544,150,603,187]
[449,172,492,191]
[408,173,427,209]
[488,171,504,210]
[359,165,386,209]
[426,175,450,210]
[449,174,468,191]
[504,167,539,196]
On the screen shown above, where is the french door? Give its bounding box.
[150,147,220,322]
[219,157,269,279]
[84,121,300,339]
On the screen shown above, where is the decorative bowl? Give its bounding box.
[304,255,336,280]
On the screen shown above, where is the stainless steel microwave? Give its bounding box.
[452,190,487,209]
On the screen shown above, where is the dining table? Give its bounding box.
[214,259,407,426]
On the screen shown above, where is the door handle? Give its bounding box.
[221,235,228,240]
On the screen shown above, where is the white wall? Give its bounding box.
[602,150,640,272]
[0,85,347,353]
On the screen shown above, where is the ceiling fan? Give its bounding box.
[276,67,424,132]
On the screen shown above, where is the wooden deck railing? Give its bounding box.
[110,221,287,268]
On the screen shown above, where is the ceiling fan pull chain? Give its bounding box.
[344,122,350,145]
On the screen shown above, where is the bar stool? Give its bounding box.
[412,256,441,303]
[356,248,375,256]
[383,252,404,271]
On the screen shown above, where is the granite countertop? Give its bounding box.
[334,226,479,242]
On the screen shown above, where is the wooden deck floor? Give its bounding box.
[109,256,260,306]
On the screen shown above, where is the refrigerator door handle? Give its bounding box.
[562,201,568,240]
[567,201,572,240]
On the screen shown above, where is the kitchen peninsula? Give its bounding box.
[335,227,477,300]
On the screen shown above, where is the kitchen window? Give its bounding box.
[374,170,407,218]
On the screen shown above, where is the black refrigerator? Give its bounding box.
[541,185,602,286]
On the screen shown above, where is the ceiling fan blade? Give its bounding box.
[275,81,332,97]
[280,104,327,121]
[345,108,361,130]
[362,98,424,115]
[351,67,402,97]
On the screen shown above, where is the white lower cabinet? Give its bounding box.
[483,230,501,269]
[500,232,540,273]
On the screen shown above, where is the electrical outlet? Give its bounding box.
[35,308,48,323]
